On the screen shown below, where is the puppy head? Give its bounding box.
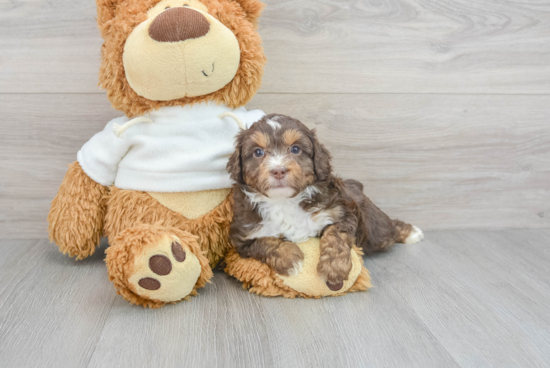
[227,114,332,199]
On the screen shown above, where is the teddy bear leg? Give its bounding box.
[48,161,108,260]
[105,224,212,308]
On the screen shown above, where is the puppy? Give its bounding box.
[227,114,423,290]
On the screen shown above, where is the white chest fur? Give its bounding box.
[244,187,336,243]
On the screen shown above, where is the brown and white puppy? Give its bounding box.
[227,114,423,289]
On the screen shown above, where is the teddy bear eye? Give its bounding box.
[290,145,301,154]
[254,148,265,158]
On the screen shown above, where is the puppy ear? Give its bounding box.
[310,130,332,181]
[234,0,265,26]
[227,142,244,185]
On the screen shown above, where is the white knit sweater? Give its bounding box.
[77,103,265,192]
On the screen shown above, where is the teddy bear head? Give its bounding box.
[96,0,266,117]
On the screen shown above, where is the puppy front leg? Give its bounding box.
[237,237,304,276]
[318,225,353,288]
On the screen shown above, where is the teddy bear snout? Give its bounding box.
[149,7,210,43]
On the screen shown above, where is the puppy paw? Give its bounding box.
[317,250,352,291]
[405,225,424,244]
[267,241,305,277]
[317,255,352,289]
[317,230,353,290]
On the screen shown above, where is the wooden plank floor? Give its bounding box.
[1,229,549,368]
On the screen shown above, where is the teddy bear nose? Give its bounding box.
[271,167,287,179]
[149,7,210,43]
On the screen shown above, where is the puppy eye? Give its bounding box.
[290,145,301,154]
[165,6,171,9]
[254,148,265,158]
[183,4,189,6]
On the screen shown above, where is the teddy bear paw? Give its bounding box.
[126,236,202,303]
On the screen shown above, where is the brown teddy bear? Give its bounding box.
[48,0,370,308]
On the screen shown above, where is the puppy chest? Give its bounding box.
[250,202,335,243]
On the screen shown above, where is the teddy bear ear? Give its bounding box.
[233,0,265,25]
[96,0,123,37]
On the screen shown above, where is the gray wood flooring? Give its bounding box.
[1,229,549,368]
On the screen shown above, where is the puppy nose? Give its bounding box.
[149,7,210,43]
[271,167,287,179]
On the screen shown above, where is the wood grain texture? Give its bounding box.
[248,93,550,231]
[261,0,550,94]
[0,0,102,94]
[1,230,550,367]
[1,0,550,94]
[1,93,548,238]
[87,267,458,368]
[0,239,115,368]
[364,229,550,367]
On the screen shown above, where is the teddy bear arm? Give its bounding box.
[48,161,108,260]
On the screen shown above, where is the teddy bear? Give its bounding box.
[48,0,371,308]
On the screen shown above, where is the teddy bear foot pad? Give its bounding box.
[126,236,201,302]
[106,226,212,308]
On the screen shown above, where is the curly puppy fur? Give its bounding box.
[96,0,266,117]
[228,114,419,286]
[106,225,212,308]
[48,162,108,260]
